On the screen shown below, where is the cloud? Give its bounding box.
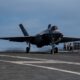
[0,0,80,35]
[0,0,80,51]
[0,0,80,16]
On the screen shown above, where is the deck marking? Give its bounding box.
[0,55,47,60]
[0,54,80,65]
[0,60,80,76]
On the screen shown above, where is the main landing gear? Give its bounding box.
[26,43,31,53]
[51,44,58,54]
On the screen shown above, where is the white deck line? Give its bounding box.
[0,60,80,76]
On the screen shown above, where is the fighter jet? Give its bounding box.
[0,24,80,54]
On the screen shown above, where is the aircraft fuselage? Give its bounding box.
[31,32,63,47]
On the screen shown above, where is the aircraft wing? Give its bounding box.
[0,36,35,42]
[60,37,80,43]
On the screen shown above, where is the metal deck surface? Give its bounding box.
[0,51,80,80]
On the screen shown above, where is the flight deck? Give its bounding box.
[0,51,80,80]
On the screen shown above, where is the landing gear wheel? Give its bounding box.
[26,47,30,53]
[51,47,58,54]
[51,49,54,54]
[54,47,58,53]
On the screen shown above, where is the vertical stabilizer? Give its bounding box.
[19,24,29,36]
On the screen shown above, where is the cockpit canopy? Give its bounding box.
[51,25,58,31]
[48,24,58,31]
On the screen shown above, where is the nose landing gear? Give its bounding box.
[51,47,58,54]
[51,43,58,54]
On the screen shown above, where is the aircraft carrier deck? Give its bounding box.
[0,51,80,80]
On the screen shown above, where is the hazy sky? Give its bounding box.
[0,0,80,51]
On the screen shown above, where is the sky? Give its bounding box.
[0,0,80,51]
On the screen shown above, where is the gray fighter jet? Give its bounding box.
[0,24,80,54]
